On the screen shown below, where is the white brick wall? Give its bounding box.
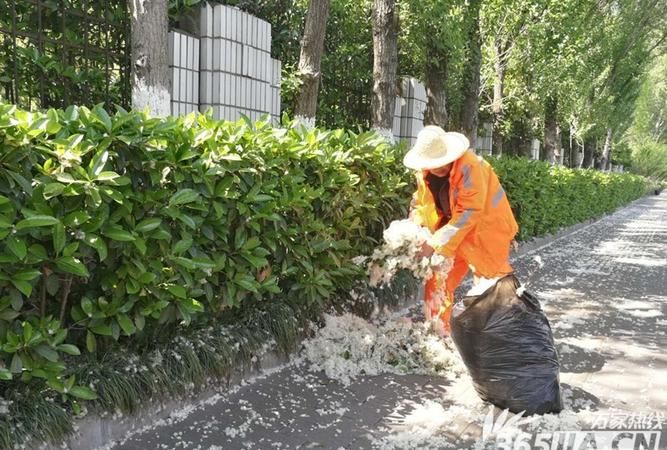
[189,4,279,123]
[169,4,281,123]
[169,31,200,116]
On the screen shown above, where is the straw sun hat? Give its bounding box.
[403,126,470,170]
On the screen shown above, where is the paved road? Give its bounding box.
[104,194,667,450]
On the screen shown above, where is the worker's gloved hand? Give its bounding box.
[417,242,435,259]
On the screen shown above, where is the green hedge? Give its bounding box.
[0,102,410,396]
[488,157,650,240]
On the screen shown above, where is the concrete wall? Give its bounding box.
[393,77,427,146]
[168,31,200,116]
[168,3,281,123]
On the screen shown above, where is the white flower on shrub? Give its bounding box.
[0,397,11,415]
[364,219,444,287]
[351,255,368,266]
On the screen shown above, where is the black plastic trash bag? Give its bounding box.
[450,274,563,415]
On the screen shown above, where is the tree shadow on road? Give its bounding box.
[557,342,606,373]
[561,383,602,412]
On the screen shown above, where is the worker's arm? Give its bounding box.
[408,172,426,225]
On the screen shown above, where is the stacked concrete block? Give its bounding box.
[169,31,200,116]
[392,97,403,137]
[531,139,541,160]
[199,3,276,123]
[270,58,281,124]
[392,77,427,145]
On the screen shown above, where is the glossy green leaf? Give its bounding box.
[53,223,66,254]
[43,183,66,199]
[136,218,162,233]
[169,189,200,206]
[10,354,22,373]
[16,215,59,229]
[117,314,136,335]
[35,345,59,362]
[167,285,187,299]
[102,227,135,242]
[86,330,97,353]
[84,234,108,261]
[12,269,41,281]
[7,237,27,260]
[69,385,98,400]
[11,280,32,297]
[57,344,81,356]
[56,257,89,277]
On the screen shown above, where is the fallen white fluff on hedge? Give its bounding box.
[303,313,464,386]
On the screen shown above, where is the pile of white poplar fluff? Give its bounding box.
[303,312,465,386]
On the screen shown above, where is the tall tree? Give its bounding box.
[582,138,595,168]
[627,54,667,145]
[424,48,450,127]
[460,0,483,147]
[491,35,508,155]
[599,127,613,170]
[400,0,467,129]
[480,0,532,155]
[370,0,400,140]
[130,0,171,116]
[294,0,331,127]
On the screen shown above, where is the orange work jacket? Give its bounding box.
[411,150,519,327]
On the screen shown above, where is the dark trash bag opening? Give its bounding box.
[450,275,563,415]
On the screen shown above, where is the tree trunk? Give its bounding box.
[599,127,613,171]
[130,0,171,116]
[294,0,331,127]
[370,0,399,141]
[460,0,482,148]
[543,96,559,164]
[491,36,506,156]
[582,138,595,168]
[507,137,521,157]
[519,138,533,158]
[424,46,448,128]
[568,132,576,167]
[492,126,504,157]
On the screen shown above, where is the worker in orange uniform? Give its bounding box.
[404,126,519,334]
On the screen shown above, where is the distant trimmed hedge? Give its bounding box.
[0,102,410,396]
[488,157,651,240]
